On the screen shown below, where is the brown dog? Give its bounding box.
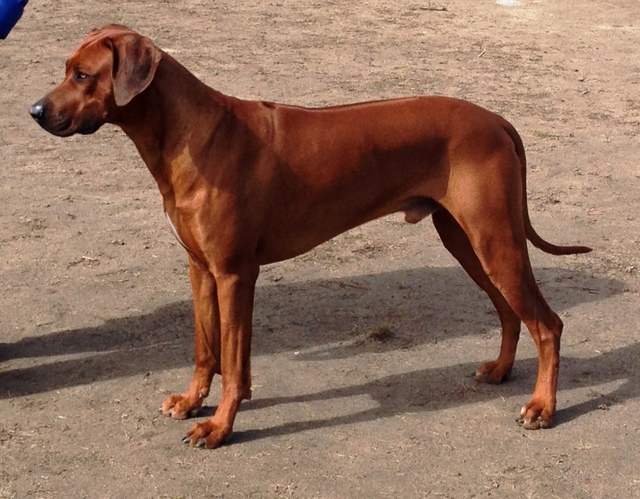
[30,25,591,449]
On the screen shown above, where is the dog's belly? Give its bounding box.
[254,195,440,265]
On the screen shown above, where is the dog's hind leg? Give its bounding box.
[467,229,563,429]
[432,208,521,384]
[441,150,563,429]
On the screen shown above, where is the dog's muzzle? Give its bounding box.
[29,99,102,136]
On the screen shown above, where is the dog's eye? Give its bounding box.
[74,71,89,82]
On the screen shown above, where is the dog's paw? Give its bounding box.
[516,402,553,430]
[182,419,231,449]
[474,360,512,384]
[160,393,204,420]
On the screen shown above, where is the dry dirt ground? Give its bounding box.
[1,0,639,497]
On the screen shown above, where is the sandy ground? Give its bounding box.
[1,0,639,497]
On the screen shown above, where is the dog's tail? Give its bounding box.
[504,121,592,256]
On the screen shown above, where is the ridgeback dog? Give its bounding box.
[30,25,591,449]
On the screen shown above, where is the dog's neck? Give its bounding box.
[110,53,234,197]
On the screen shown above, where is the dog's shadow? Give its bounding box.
[0,265,634,434]
[230,344,640,444]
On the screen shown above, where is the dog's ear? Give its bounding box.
[108,34,162,107]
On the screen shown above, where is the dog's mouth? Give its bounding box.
[51,119,103,137]
[40,117,74,137]
[29,102,103,137]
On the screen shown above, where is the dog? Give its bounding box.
[30,25,591,448]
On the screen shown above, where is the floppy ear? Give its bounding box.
[109,33,162,107]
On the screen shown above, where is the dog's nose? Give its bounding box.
[29,101,46,123]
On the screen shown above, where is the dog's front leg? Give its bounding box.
[182,262,258,449]
[162,258,220,419]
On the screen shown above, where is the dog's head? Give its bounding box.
[30,24,162,137]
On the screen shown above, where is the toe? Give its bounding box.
[517,403,553,430]
[475,361,512,384]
